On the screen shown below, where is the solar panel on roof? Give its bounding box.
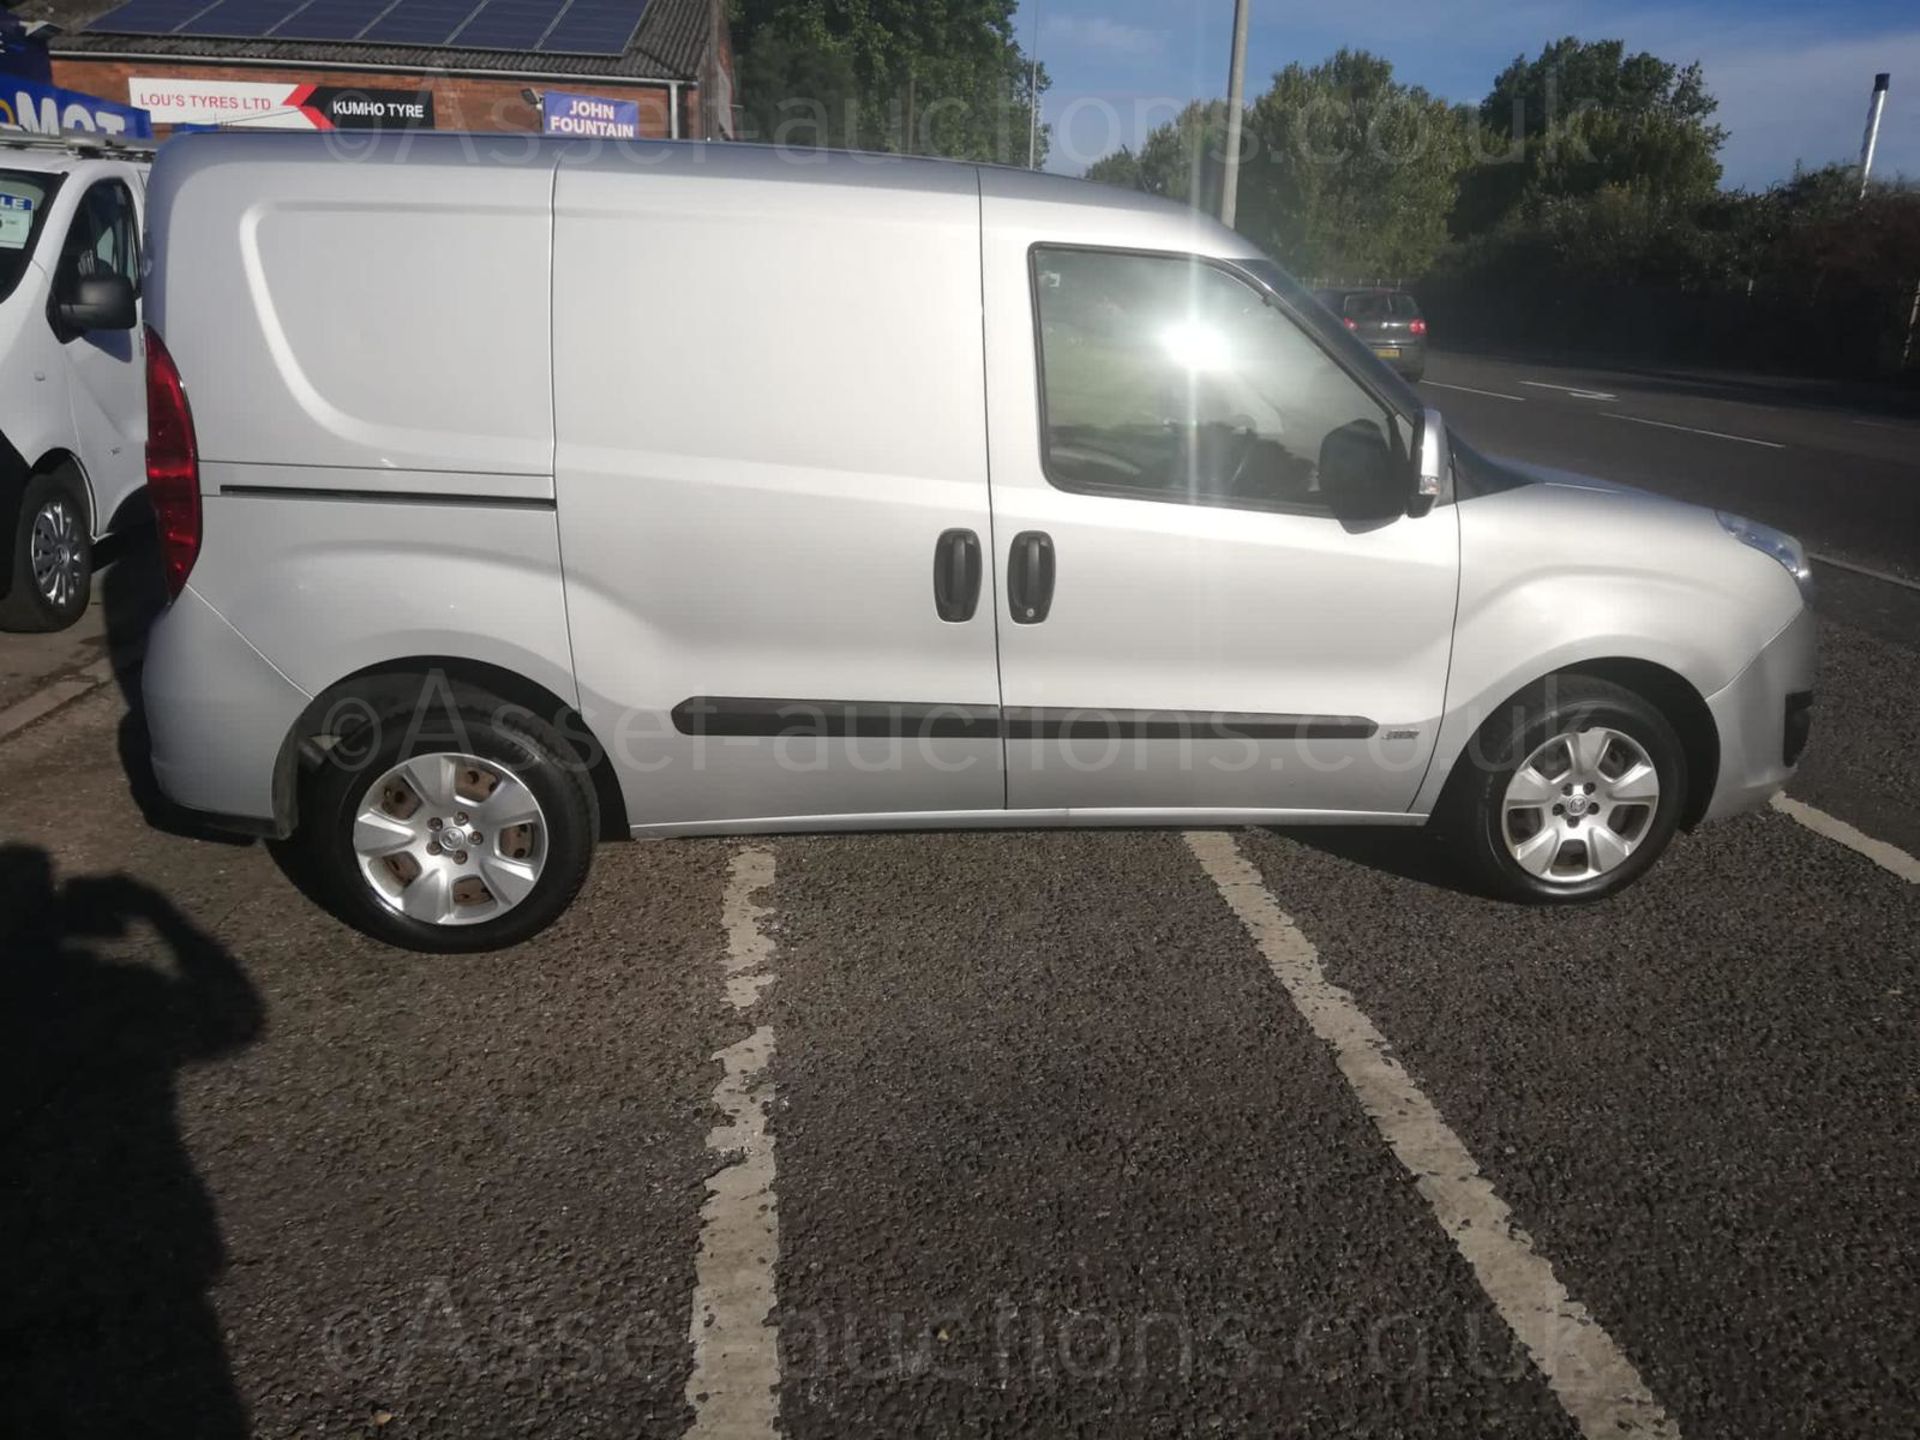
[89,0,216,34]
[92,0,651,54]
[271,0,393,41]
[540,0,648,55]
[453,0,557,51]
[175,0,303,36]
[359,0,477,46]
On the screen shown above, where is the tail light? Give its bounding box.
[1342,317,1357,331]
[1409,318,1428,336]
[144,324,201,598]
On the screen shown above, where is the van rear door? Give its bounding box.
[551,149,1004,831]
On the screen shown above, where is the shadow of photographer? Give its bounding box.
[0,844,263,1438]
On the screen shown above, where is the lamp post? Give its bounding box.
[1220,0,1251,227]
[1858,72,1891,199]
[1027,0,1043,168]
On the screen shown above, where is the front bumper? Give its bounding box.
[1702,605,1817,821]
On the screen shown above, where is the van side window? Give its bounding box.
[1033,247,1399,515]
[54,179,139,295]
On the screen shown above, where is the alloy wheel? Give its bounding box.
[1500,727,1661,886]
[351,752,549,927]
[29,497,86,610]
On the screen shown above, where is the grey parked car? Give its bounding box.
[138,134,1813,952]
[1315,288,1428,382]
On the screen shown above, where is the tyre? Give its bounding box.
[1401,362,1426,384]
[299,684,598,952]
[0,471,92,632]
[1446,674,1686,903]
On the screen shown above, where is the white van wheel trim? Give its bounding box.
[1500,727,1660,885]
[30,496,86,610]
[352,752,548,927]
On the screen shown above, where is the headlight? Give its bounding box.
[1718,511,1813,599]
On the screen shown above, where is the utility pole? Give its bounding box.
[1220,0,1251,228]
[1027,0,1043,168]
[1858,72,1890,199]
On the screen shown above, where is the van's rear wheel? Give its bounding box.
[1449,675,1686,902]
[301,689,596,952]
[0,472,92,632]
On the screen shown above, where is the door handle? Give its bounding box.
[1007,531,1055,625]
[933,528,983,622]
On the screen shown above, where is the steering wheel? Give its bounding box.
[1219,421,1265,500]
[1051,445,1145,481]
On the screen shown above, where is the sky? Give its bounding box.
[1018,0,1920,191]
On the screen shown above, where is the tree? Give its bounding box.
[1479,37,1719,140]
[1083,101,1233,211]
[1455,37,1725,234]
[1085,53,1472,280]
[1239,51,1474,278]
[731,0,1047,164]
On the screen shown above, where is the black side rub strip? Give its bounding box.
[673,699,1377,742]
[219,485,556,511]
[673,698,1002,739]
[1003,708,1378,741]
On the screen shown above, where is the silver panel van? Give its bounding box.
[139,134,1814,951]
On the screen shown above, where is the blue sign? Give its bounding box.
[0,78,152,139]
[0,13,53,85]
[542,91,641,140]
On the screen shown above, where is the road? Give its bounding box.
[2,354,1918,1440]
[1420,351,1920,587]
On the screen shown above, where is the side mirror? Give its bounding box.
[55,273,137,335]
[1319,419,1405,522]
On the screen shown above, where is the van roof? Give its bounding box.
[155,129,1197,219]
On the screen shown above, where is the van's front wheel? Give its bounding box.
[1450,675,1687,902]
[0,472,92,632]
[301,691,596,952]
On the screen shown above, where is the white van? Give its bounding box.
[139,133,1814,952]
[0,130,149,630]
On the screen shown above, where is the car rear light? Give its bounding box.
[1342,317,1357,331]
[1409,318,1427,336]
[144,324,201,598]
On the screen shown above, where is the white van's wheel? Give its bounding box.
[1449,674,1687,903]
[0,472,92,632]
[301,688,596,953]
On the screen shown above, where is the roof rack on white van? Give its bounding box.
[0,126,157,161]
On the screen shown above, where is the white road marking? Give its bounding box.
[684,847,783,1440]
[0,658,114,745]
[1771,794,1920,883]
[1422,380,1527,402]
[1603,413,1786,449]
[1184,831,1681,1440]
[1809,552,1920,593]
[1521,381,1618,401]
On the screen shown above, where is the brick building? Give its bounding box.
[16,0,735,140]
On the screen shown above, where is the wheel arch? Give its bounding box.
[0,441,92,594]
[1562,658,1718,829]
[29,448,92,529]
[273,656,630,843]
[1431,657,1720,831]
